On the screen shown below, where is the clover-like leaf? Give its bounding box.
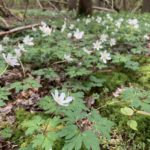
[127,120,138,130]
[120,107,134,116]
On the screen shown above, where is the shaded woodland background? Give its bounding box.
[0,0,150,35]
[0,0,150,16]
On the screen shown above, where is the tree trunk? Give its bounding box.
[97,0,104,7]
[123,0,127,10]
[142,0,150,12]
[78,0,92,15]
[0,0,11,17]
[0,0,17,18]
[68,0,77,10]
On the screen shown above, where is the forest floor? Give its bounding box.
[0,9,150,150]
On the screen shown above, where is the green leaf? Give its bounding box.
[0,100,5,107]
[124,61,139,71]
[88,109,114,139]
[22,116,44,135]
[32,68,58,80]
[60,125,81,150]
[66,66,92,78]
[120,107,134,116]
[59,125,78,139]
[82,130,100,150]
[122,88,150,112]
[38,96,58,114]
[62,133,82,150]
[0,88,10,107]
[112,54,131,64]
[9,78,41,93]
[127,120,138,130]
[61,126,100,150]
[19,145,34,150]
[89,75,105,88]
[32,132,57,150]
[0,127,13,139]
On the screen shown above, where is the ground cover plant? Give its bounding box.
[0,10,150,149]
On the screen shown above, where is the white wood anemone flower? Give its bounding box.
[61,22,66,33]
[128,19,139,29]
[83,48,92,55]
[100,34,108,43]
[93,40,103,50]
[64,54,73,62]
[2,53,20,67]
[51,90,73,106]
[39,22,52,36]
[14,48,22,57]
[96,16,102,24]
[23,35,34,46]
[18,44,26,52]
[143,34,149,40]
[67,33,72,38]
[77,18,80,22]
[115,18,124,28]
[14,44,26,58]
[2,36,10,44]
[113,87,125,98]
[0,44,4,53]
[69,24,74,30]
[106,14,113,21]
[85,18,91,25]
[100,50,111,64]
[73,29,84,40]
[110,38,116,47]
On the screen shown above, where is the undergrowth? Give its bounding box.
[0,10,150,150]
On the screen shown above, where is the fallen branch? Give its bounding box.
[93,6,115,12]
[48,0,68,5]
[0,23,40,36]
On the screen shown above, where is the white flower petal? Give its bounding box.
[23,36,34,46]
[65,96,73,103]
[51,90,73,107]
[3,53,20,67]
[60,92,66,102]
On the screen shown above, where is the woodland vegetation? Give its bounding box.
[0,0,150,150]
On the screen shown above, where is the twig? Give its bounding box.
[19,59,25,77]
[0,65,9,77]
[0,0,22,21]
[36,0,43,9]
[47,1,59,10]
[52,60,66,65]
[23,0,29,21]
[0,23,40,36]
[48,0,68,5]
[131,0,143,13]
[131,107,150,117]
[0,17,9,28]
[136,110,150,117]
[93,6,115,12]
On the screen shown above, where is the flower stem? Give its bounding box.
[136,110,150,117]
[0,65,8,77]
[19,59,25,77]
